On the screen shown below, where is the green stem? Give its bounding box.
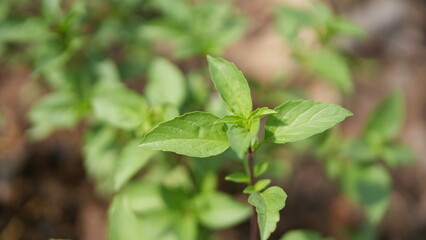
[247,147,258,240]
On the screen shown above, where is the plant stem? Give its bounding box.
[247,148,258,240]
[248,148,255,185]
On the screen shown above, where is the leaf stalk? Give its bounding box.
[247,147,258,240]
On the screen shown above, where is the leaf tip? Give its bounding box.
[344,108,354,117]
[206,54,216,63]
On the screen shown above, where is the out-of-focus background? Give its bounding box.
[1,0,426,240]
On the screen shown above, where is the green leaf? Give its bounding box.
[114,140,156,191]
[198,172,218,194]
[136,210,177,240]
[328,18,367,39]
[83,126,118,195]
[249,186,287,240]
[343,164,391,224]
[162,165,194,191]
[140,112,229,157]
[207,55,252,117]
[365,91,404,141]
[108,194,142,240]
[42,0,63,23]
[265,100,352,143]
[191,1,244,50]
[92,88,148,130]
[324,157,344,180]
[280,230,332,240]
[310,1,333,25]
[150,0,190,22]
[146,57,186,107]
[255,162,270,177]
[205,94,230,117]
[243,179,271,194]
[345,138,376,163]
[137,22,187,43]
[28,91,83,140]
[215,115,243,125]
[196,192,251,229]
[225,173,249,183]
[255,179,272,192]
[188,71,209,106]
[274,7,314,41]
[146,0,245,58]
[96,60,123,88]
[382,143,414,167]
[228,119,259,159]
[0,1,11,21]
[122,181,165,213]
[303,49,353,92]
[176,213,198,240]
[0,18,52,43]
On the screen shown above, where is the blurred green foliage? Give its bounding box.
[275,0,367,93]
[280,230,334,240]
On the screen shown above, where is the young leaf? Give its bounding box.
[248,186,287,240]
[304,49,353,92]
[114,140,156,191]
[207,55,252,117]
[243,179,271,194]
[365,91,404,141]
[254,179,272,192]
[139,112,229,157]
[228,119,259,159]
[195,192,251,229]
[146,57,186,107]
[255,162,270,177]
[250,107,277,120]
[265,100,352,144]
[225,173,250,183]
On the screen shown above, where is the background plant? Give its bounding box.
[274,0,366,93]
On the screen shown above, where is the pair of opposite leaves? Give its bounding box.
[139,55,352,158]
